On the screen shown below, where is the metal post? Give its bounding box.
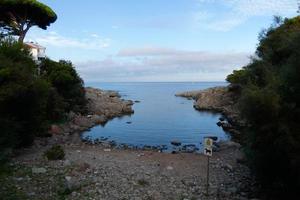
[206,156,210,196]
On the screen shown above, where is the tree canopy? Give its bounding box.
[0,38,86,155]
[227,16,300,199]
[0,0,57,42]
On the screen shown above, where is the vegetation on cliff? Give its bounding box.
[0,39,86,156]
[0,2,85,164]
[227,16,300,199]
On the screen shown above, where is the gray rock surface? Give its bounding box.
[176,86,244,138]
[8,144,256,200]
[48,87,134,137]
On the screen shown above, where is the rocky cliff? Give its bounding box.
[176,86,244,139]
[48,87,134,137]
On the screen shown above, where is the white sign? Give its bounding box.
[204,147,212,156]
[204,138,213,156]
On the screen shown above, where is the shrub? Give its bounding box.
[0,39,51,148]
[0,38,86,156]
[44,145,65,160]
[40,59,87,114]
[227,16,300,199]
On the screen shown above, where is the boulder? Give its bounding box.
[216,121,222,126]
[65,176,81,191]
[171,140,181,146]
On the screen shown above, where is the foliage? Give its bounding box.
[40,59,87,114]
[0,39,86,159]
[0,39,50,149]
[227,16,300,199]
[0,0,57,42]
[44,145,65,160]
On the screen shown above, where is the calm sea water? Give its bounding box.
[82,82,229,151]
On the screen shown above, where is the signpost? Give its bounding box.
[204,137,213,196]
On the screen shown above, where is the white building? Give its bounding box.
[24,42,46,61]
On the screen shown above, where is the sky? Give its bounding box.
[27,0,299,82]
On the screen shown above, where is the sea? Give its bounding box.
[82,82,229,152]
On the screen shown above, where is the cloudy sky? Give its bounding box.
[27,0,299,82]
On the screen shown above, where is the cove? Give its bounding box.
[82,82,229,152]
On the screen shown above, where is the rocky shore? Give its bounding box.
[0,86,258,200]
[4,140,256,200]
[46,87,134,143]
[176,86,244,140]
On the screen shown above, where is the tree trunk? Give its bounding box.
[18,32,26,43]
[18,24,31,43]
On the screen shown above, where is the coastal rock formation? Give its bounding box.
[48,87,134,136]
[176,86,244,138]
[85,87,134,118]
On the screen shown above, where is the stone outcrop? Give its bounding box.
[176,86,244,139]
[48,87,134,136]
[85,87,134,118]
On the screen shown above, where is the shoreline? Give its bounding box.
[176,86,244,141]
[42,87,135,147]
[4,86,257,200]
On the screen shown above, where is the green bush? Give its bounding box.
[40,59,87,114]
[0,39,51,148]
[0,38,86,157]
[227,16,300,199]
[44,145,65,160]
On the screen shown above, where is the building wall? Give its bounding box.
[30,48,38,60]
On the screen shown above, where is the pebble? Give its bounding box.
[103,148,111,152]
[32,167,47,174]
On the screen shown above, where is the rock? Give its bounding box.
[63,159,72,166]
[91,114,107,124]
[176,86,245,130]
[216,121,222,126]
[171,140,181,146]
[126,121,132,124]
[219,116,226,121]
[77,162,90,172]
[104,148,111,152]
[221,122,233,131]
[32,167,47,174]
[73,115,93,128]
[181,144,197,153]
[223,163,234,172]
[65,176,81,191]
[134,100,141,103]
[166,166,173,170]
[85,87,134,118]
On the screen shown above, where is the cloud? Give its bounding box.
[76,47,251,82]
[195,0,298,31]
[27,31,110,50]
[118,47,184,57]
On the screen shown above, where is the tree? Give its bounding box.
[0,0,57,43]
[227,16,300,199]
